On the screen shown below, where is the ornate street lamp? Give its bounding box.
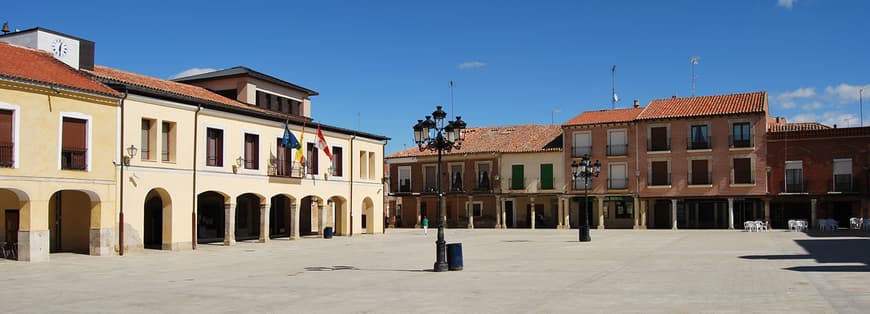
[571,154,600,242]
[413,105,466,272]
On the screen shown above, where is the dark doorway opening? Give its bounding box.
[653,200,672,229]
[832,202,854,229]
[143,196,162,249]
[270,195,291,238]
[236,194,261,241]
[197,192,225,244]
[505,201,514,228]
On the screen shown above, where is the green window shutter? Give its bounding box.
[540,164,554,190]
[511,165,524,189]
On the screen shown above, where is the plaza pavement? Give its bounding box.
[2,228,870,313]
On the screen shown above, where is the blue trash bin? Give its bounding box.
[446,243,463,271]
[323,227,334,239]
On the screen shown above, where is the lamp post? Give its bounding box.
[571,154,601,242]
[413,105,466,272]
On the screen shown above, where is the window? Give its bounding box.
[161,121,175,162]
[607,129,627,156]
[833,158,852,192]
[244,133,259,170]
[476,162,491,190]
[731,122,752,148]
[423,165,437,192]
[689,124,710,150]
[690,159,710,185]
[573,175,589,190]
[369,152,376,179]
[61,117,87,170]
[572,132,591,157]
[649,160,670,186]
[0,109,13,167]
[785,161,803,192]
[450,164,464,191]
[511,164,524,190]
[206,128,223,167]
[614,200,632,219]
[648,126,669,151]
[273,138,294,177]
[398,166,411,192]
[332,146,343,176]
[732,158,753,184]
[609,163,627,189]
[359,151,368,179]
[307,142,318,174]
[256,91,303,116]
[540,163,554,190]
[469,202,482,217]
[141,119,156,160]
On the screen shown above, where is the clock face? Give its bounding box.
[51,38,68,58]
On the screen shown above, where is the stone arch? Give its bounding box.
[299,195,324,236]
[328,196,348,236]
[362,197,375,234]
[269,194,296,239]
[0,188,28,260]
[235,193,263,241]
[48,189,98,254]
[144,188,172,250]
[197,191,229,244]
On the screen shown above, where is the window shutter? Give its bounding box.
[0,110,12,143]
[62,117,86,149]
[540,164,553,189]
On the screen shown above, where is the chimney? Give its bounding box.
[672,95,677,99]
[633,99,639,108]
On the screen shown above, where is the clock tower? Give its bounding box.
[0,27,95,71]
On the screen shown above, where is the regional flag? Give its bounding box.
[294,123,306,163]
[317,125,333,160]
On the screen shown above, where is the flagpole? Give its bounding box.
[611,65,616,109]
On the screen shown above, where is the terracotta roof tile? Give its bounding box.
[387,124,562,158]
[0,42,120,97]
[768,122,832,132]
[563,107,644,126]
[637,91,767,120]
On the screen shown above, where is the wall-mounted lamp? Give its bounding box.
[123,145,138,166]
[233,156,243,174]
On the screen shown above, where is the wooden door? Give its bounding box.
[5,210,18,243]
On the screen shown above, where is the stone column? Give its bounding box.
[467,196,474,229]
[530,197,536,230]
[442,197,448,229]
[502,199,508,229]
[763,199,771,225]
[640,199,647,229]
[495,196,502,229]
[671,199,678,230]
[811,198,818,229]
[318,202,326,237]
[597,197,605,230]
[633,196,640,229]
[259,202,270,243]
[557,196,565,229]
[18,199,50,262]
[564,197,571,229]
[415,197,422,228]
[290,202,299,240]
[727,198,735,230]
[224,202,236,246]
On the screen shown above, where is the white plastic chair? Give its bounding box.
[850,217,861,230]
[787,219,796,231]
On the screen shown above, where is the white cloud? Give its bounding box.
[801,101,823,110]
[824,83,870,104]
[170,67,218,79]
[777,0,796,9]
[458,61,486,70]
[790,111,859,127]
[778,87,815,99]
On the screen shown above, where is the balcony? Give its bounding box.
[689,172,712,185]
[396,179,412,193]
[729,135,754,148]
[571,145,591,158]
[648,173,671,186]
[784,180,807,193]
[833,174,853,192]
[607,144,627,156]
[268,159,304,178]
[608,178,628,189]
[647,138,670,152]
[687,136,712,150]
[474,176,493,192]
[61,147,87,170]
[0,141,12,168]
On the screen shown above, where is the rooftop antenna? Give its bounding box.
[860,88,864,127]
[2,22,9,34]
[552,109,560,125]
[691,56,700,97]
[449,80,455,116]
[357,112,361,130]
[611,65,618,109]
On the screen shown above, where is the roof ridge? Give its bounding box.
[648,90,766,102]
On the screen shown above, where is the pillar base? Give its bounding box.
[90,228,115,256]
[17,230,49,262]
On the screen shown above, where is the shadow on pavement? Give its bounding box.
[740,238,870,272]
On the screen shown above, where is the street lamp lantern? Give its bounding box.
[572,154,601,242]
[412,105,467,272]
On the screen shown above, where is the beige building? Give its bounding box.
[0,35,123,261]
[1,28,388,261]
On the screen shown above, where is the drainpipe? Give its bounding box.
[349,134,355,236]
[192,105,201,250]
[118,86,128,256]
[382,138,387,234]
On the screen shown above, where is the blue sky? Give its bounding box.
[6,0,869,153]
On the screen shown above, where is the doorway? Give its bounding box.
[832,202,853,229]
[505,200,514,228]
[5,209,18,244]
[143,196,162,249]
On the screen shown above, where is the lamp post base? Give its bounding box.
[579,225,591,242]
[434,238,448,272]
